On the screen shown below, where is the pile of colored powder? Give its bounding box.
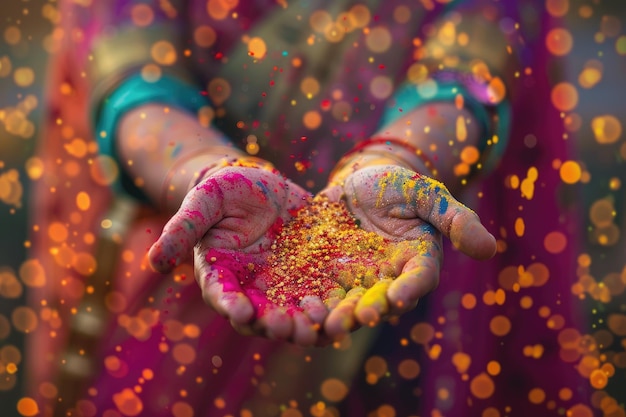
[251,195,395,308]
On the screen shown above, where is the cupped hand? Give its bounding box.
[319,165,497,339]
[148,165,329,345]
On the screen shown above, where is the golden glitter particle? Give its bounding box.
[410,322,435,345]
[300,77,320,98]
[320,378,349,402]
[607,314,626,336]
[365,26,392,53]
[578,60,603,89]
[16,397,39,417]
[486,361,501,376]
[13,67,35,87]
[151,40,177,65]
[551,82,578,111]
[591,115,622,144]
[452,352,471,374]
[303,110,322,129]
[546,28,573,56]
[140,64,162,83]
[38,382,58,399]
[461,293,477,309]
[566,404,593,417]
[589,198,615,228]
[214,397,226,409]
[487,77,506,104]
[489,315,512,337]
[520,167,538,200]
[528,388,546,404]
[48,222,68,243]
[559,160,582,184]
[456,116,468,142]
[4,26,21,45]
[369,76,393,100]
[397,359,421,379]
[194,25,217,48]
[172,343,196,365]
[393,5,411,24]
[11,306,38,333]
[131,3,154,27]
[364,356,388,378]
[25,157,44,180]
[407,63,429,84]
[331,101,352,122]
[544,231,567,254]
[514,217,525,237]
[309,10,332,33]
[482,407,500,417]
[90,155,120,186]
[247,37,267,58]
[546,0,569,17]
[608,177,621,190]
[0,270,23,298]
[113,388,143,416]
[349,4,371,28]
[207,78,231,106]
[470,373,495,399]
[207,0,237,20]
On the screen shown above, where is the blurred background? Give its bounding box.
[0,1,625,416]
[1,0,53,412]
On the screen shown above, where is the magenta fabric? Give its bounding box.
[29,1,592,416]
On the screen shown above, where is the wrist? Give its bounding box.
[328,137,436,187]
[162,153,276,212]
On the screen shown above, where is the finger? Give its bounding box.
[354,279,392,327]
[230,320,261,337]
[194,251,255,324]
[322,287,347,310]
[299,295,329,327]
[292,311,318,346]
[407,174,496,260]
[255,307,294,340]
[149,177,226,273]
[352,167,496,260]
[387,240,441,315]
[324,287,366,339]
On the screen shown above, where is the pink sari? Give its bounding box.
[28,1,593,416]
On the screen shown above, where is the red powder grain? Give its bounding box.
[249,195,395,308]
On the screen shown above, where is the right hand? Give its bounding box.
[148,163,329,345]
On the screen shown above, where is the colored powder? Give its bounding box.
[247,195,396,309]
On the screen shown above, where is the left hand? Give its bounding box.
[319,165,497,339]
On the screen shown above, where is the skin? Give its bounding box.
[119,102,497,346]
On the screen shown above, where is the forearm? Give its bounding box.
[373,102,484,194]
[116,104,246,212]
[330,102,485,196]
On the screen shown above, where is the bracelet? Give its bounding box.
[329,137,436,185]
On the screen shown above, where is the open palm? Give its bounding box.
[319,165,496,339]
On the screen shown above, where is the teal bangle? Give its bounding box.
[95,74,210,200]
[380,80,510,173]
